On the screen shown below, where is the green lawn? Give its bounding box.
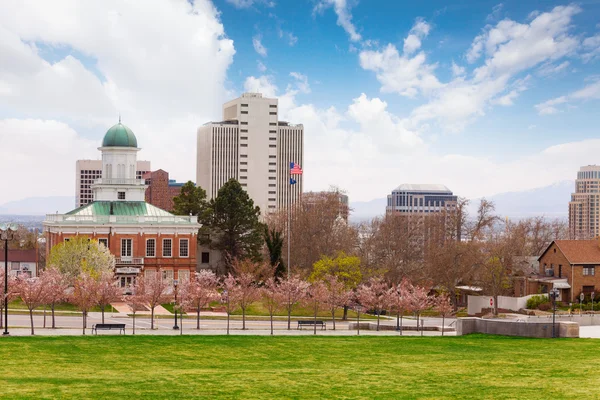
[0,335,598,399]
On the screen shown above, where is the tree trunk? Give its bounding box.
[51,304,56,329]
[493,295,499,316]
[196,307,201,330]
[270,313,274,335]
[287,306,291,330]
[396,312,400,331]
[357,309,360,336]
[343,305,348,321]
[441,315,445,336]
[0,303,3,329]
[227,300,230,335]
[400,315,403,336]
[151,306,155,330]
[242,307,246,330]
[313,302,317,335]
[29,309,35,335]
[133,313,136,335]
[101,305,105,324]
[43,306,46,328]
[331,308,336,330]
[82,311,86,335]
[376,311,380,331]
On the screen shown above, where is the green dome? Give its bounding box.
[102,122,138,148]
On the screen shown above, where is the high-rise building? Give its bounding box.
[196,93,303,214]
[386,184,457,215]
[569,165,600,239]
[76,159,150,208]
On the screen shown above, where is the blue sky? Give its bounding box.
[0,0,600,206]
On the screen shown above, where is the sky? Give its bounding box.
[1,0,600,207]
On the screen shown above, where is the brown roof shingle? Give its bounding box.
[553,240,600,264]
[0,249,37,263]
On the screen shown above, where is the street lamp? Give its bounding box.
[173,279,179,330]
[580,292,585,315]
[549,288,559,338]
[1,223,17,336]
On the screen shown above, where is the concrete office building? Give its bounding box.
[386,184,457,215]
[196,93,303,214]
[76,159,150,208]
[569,165,600,239]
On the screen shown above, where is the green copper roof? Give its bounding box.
[67,201,173,217]
[102,122,138,148]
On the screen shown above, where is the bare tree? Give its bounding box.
[71,272,99,335]
[16,276,50,335]
[95,271,121,324]
[279,275,309,330]
[41,267,68,329]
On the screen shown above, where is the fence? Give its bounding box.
[468,294,537,315]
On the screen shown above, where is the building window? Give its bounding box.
[241,137,248,140]
[241,129,248,133]
[269,184,276,187]
[241,111,248,114]
[241,162,247,165]
[269,112,277,115]
[269,130,277,133]
[269,198,276,201]
[162,269,174,284]
[98,238,108,248]
[163,239,172,257]
[146,239,156,257]
[269,145,276,148]
[121,239,132,258]
[241,155,248,158]
[240,169,247,172]
[201,252,210,264]
[269,169,276,173]
[269,104,277,108]
[269,122,277,126]
[178,269,190,282]
[269,155,276,159]
[269,191,276,194]
[179,239,189,257]
[241,122,248,125]
[118,191,126,200]
[241,144,248,147]
[584,266,595,276]
[269,137,277,140]
[269,162,276,166]
[269,177,276,180]
[145,269,156,279]
[241,104,248,107]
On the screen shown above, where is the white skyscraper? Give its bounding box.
[196,93,303,213]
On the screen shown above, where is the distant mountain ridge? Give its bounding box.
[349,181,572,223]
[0,196,74,216]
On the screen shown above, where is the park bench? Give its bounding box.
[92,323,126,335]
[297,320,326,330]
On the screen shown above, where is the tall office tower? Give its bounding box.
[569,165,600,239]
[386,184,457,215]
[197,93,303,214]
[75,159,150,207]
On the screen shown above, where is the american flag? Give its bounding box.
[290,162,303,175]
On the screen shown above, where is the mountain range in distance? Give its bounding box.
[0,180,573,224]
[349,180,573,223]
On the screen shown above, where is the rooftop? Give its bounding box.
[393,184,452,193]
[0,249,37,262]
[102,121,138,148]
[544,240,600,264]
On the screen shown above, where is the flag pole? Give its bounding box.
[287,184,290,279]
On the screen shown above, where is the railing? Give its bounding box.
[115,257,144,265]
[93,178,145,186]
[45,214,199,225]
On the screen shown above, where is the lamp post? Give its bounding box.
[580,292,585,315]
[1,223,17,336]
[173,279,179,330]
[592,292,595,313]
[356,304,362,336]
[549,288,559,338]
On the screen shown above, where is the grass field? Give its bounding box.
[1,335,599,399]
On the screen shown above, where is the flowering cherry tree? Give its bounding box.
[323,275,351,330]
[356,278,390,331]
[71,272,99,335]
[388,278,413,334]
[409,285,432,335]
[261,277,282,335]
[435,294,454,336]
[144,269,172,330]
[124,279,147,335]
[279,275,309,330]
[184,270,220,330]
[41,267,68,329]
[232,272,259,330]
[95,271,122,324]
[16,276,50,335]
[305,281,329,335]
[221,274,241,335]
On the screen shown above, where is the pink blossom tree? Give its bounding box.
[356,278,390,331]
[435,294,454,336]
[144,269,172,330]
[279,275,309,330]
[95,271,122,324]
[16,276,50,335]
[185,270,220,330]
[305,281,329,335]
[231,272,259,330]
[221,274,241,335]
[409,285,432,335]
[388,279,413,335]
[71,272,99,335]
[124,279,147,335]
[41,267,68,329]
[323,275,351,330]
[261,277,282,335]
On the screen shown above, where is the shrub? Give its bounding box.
[538,302,552,311]
[526,295,548,309]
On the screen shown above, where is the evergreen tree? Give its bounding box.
[203,179,264,272]
[264,226,285,278]
[172,181,208,217]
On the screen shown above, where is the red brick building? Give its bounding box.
[44,122,200,288]
[530,240,600,303]
[144,169,187,212]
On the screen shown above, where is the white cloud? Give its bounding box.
[225,0,275,9]
[537,60,570,76]
[257,60,267,72]
[403,18,431,55]
[535,80,600,115]
[289,72,311,94]
[0,0,235,205]
[253,35,267,57]
[314,0,361,42]
[582,34,600,63]
[244,75,278,98]
[451,61,466,77]
[287,32,298,46]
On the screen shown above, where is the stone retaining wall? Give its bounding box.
[456,318,579,338]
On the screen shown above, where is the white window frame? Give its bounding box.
[98,238,108,248]
[162,269,174,284]
[162,238,172,258]
[146,238,156,258]
[121,238,132,258]
[179,239,189,258]
[178,269,190,282]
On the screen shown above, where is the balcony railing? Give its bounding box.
[44,214,198,225]
[92,178,145,186]
[115,257,144,265]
